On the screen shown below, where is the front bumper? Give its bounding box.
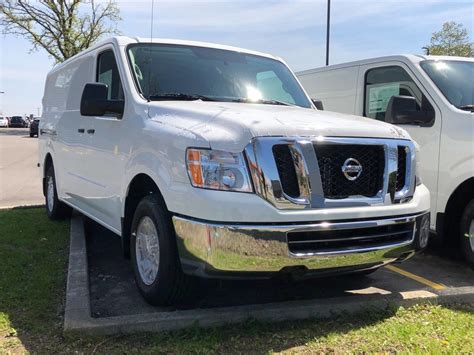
[173,212,430,278]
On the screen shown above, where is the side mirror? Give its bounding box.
[311,98,324,110]
[386,95,434,126]
[80,83,124,117]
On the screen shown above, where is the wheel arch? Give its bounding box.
[121,173,167,258]
[441,177,474,245]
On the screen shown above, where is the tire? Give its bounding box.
[460,200,474,267]
[30,133,34,137]
[130,195,191,306]
[45,164,71,220]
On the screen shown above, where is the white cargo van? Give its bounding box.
[297,55,474,265]
[39,38,430,305]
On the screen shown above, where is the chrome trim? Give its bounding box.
[172,212,428,275]
[40,128,57,136]
[395,144,415,201]
[244,136,416,210]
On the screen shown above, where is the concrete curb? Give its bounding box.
[64,216,474,336]
[0,203,45,210]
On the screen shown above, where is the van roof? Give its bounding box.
[49,36,280,74]
[296,54,474,76]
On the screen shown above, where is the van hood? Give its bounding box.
[148,101,411,151]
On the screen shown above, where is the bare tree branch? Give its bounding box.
[0,0,121,63]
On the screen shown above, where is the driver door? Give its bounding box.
[358,62,442,221]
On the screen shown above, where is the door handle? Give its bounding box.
[78,128,85,133]
[41,128,57,136]
[87,129,95,134]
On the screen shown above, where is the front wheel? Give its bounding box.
[460,200,474,267]
[44,165,71,220]
[130,195,191,306]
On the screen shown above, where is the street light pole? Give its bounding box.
[326,0,331,66]
[0,92,4,115]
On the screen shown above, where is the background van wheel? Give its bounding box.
[130,195,191,306]
[460,200,474,267]
[45,164,71,220]
[29,133,34,137]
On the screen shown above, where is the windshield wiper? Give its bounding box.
[148,93,294,106]
[230,98,294,106]
[458,105,474,112]
[148,93,218,102]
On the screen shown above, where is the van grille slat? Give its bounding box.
[273,144,300,198]
[396,146,407,192]
[287,222,414,254]
[287,229,413,244]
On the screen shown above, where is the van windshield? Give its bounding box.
[420,60,474,111]
[127,44,312,108]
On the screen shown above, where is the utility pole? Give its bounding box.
[326,0,331,66]
[37,107,40,117]
[0,92,4,115]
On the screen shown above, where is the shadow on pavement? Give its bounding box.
[84,217,474,318]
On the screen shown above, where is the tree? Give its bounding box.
[425,21,473,57]
[0,0,121,63]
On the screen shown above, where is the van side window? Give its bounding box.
[364,66,433,122]
[97,50,124,100]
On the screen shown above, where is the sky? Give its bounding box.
[0,0,472,116]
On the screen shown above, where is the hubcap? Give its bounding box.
[47,176,54,212]
[135,216,160,285]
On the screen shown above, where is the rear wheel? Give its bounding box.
[45,164,71,220]
[460,200,474,267]
[130,195,191,306]
[29,133,34,137]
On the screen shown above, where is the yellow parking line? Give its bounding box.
[385,265,446,290]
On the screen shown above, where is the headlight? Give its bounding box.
[186,148,253,192]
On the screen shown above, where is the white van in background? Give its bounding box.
[296,55,474,265]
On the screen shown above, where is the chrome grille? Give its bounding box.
[244,137,416,210]
[314,144,385,199]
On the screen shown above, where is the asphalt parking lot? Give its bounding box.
[2,129,473,332]
[0,128,43,208]
[84,217,474,319]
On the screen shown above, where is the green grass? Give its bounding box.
[1,208,473,353]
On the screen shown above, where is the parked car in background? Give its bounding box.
[39,37,430,306]
[9,116,27,128]
[296,55,474,265]
[30,118,40,137]
[0,116,8,127]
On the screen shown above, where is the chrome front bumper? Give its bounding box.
[173,212,430,278]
